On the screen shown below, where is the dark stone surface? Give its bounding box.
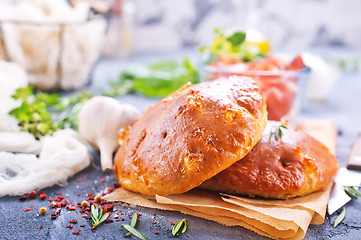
[1,50,361,239]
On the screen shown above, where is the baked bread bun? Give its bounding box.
[200,121,338,199]
[114,76,267,196]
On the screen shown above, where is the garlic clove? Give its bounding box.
[78,96,140,172]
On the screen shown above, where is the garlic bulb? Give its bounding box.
[78,96,140,172]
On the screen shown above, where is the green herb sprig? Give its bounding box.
[332,186,361,228]
[172,219,187,237]
[333,207,346,228]
[9,86,58,140]
[9,87,92,140]
[269,124,288,141]
[53,90,92,129]
[90,204,109,229]
[121,212,147,240]
[344,186,361,199]
[125,213,139,237]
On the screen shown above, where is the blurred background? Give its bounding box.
[103,0,361,56]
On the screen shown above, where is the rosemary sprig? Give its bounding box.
[122,224,147,240]
[172,219,187,237]
[333,207,346,228]
[269,124,288,141]
[344,186,361,199]
[125,213,138,237]
[332,186,361,228]
[90,204,109,229]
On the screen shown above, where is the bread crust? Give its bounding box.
[114,76,267,196]
[200,121,338,199]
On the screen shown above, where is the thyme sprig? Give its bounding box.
[269,124,288,141]
[90,204,109,229]
[172,219,187,237]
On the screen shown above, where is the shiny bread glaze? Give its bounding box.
[114,76,268,196]
[200,121,338,199]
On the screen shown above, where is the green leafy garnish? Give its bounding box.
[332,207,346,228]
[53,90,92,129]
[106,57,199,98]
[9,86,58,140]
[90,204,109,229]
[269,124,288,141]
[125,213,138,237]
[200,28,267,64]
[8,87,92,139]
[172,219,187,237]
[122,224,147,240]
[226,32,246,47]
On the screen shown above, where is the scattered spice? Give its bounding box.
[67,205,76,211]
[67,225,73,229]
[39,193,47,200]
[100,178,106,183]
[169,222,175,225]
[55,195,64,201]
[72,230,81,235]
[94,195,102,203]
[70,219,78,224]
[19,195,27,201]
[40,226,43,229]
[155,232,160,235]
[153,221,158,224]
[51,201,57,208]
[151,213,156,216]
[23,208,32,212]
[30,203,35,206]
[29,191,37,199]
[81,201,88,208]
[39,207,47,215]
[80,225,85,227]
[61,200,67,207]
[77,178,83,182]
[51,208,61,219]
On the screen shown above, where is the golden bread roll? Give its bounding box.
[114,76,268,196]
[200,121,338,199]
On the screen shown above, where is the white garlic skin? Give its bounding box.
[78,96,141,171]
